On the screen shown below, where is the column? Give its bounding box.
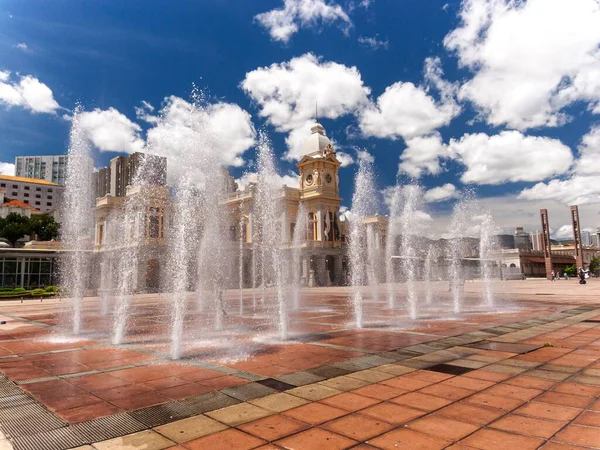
[317,205,323,241]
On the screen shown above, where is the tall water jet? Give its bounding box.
[60,106,94,335]
[255,132,288,339]
[365,224,381,303]
[291,202,307,310]
[168,176,199,359]
[398,185,422,319]
[348,153,379,328]
[238,203,245,315]
[385,185,401,309]
[98,210,122,317]
[424,244,436,305]
[479,212,497,308]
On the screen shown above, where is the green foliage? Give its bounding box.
[28,214,60,241]
[44,286,59,293]
[12,287,26,294]
[31,288,45,296]
[564,264,577,277]
[0,213,31,247]
[589,257,600,275]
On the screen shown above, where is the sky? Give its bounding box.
[1,0,600,238]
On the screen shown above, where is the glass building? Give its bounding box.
[0,250,58,289]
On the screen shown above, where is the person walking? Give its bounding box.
[551,270,555,281]
[579,267,587,284]
[563,271,568,281]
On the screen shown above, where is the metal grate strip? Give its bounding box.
[71,412,146,442]
[129,402,193,427]
[11,427,87,450]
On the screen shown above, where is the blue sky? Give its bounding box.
[1,0,600,236]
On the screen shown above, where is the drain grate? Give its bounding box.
[71,412,146,442]
[11,427,87,450]
[129,402,193,427]
[0,385,23,398]
[426,363,474,376]
[178,391,240,414]
[256,378,296,392]
[0,404,66,438]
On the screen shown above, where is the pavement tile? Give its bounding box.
[465,392,524,411]
[368,427,450,450]
[93,430,174,450]
[419,383,475,401]
[574,411,600,427]
[154,414,228,443]
[322,413,394,441]
[515,401,582,421]
[554,382,600,397]
[408,415,480,441]
[318,376,370,391]
[350,383,408,400]
[437,402,505,425]
[238,414,309,441]
[535,391,594,409]
[248,392,309,412]
[346,369,395,383]
[275,427,357,450]
[405,369,454,383]
[281,402,347,425]
[360,402,425,425]
[380,376,433,391]
[390,391,453,411]
[441,376,496,391]
[57,401,122,423]
[287,384,343,401]
[206,403,273,426]
[554,424,600,448]
[109,391,170,409]
[460,428,545,450]
[489,414,566,438]
[464,370,512,382]
[482,384,543,401]
[320,392,381,411]
[503,375,556,390]
[182,428,266,450]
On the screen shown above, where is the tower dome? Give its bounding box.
[302,121,332,156]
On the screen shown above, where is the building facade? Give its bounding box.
[15,155,68,186]
[514,227,532,251]
[0,175,63,215]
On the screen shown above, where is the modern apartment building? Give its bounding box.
[93,152,167,199]
[0,175,64,214]
[14,155,68,186]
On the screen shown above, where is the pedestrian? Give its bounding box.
[579,267,587,285]
[551,270,555,281]
[563,271,568,281]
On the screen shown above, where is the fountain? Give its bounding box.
[291,201,307,310]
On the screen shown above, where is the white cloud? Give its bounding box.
[399,133,449,178]
[358,35,388,50]
[0,162,15,176]
[424,183,459,203]
[359,58,460,139]
[448,131,573,185]
[236,171,299,190]
[336,151,354,167]
[78,107,145,153]
[255,0,351,43]
[553,224,574,240]
[574,125,600,175]
[444,0,600,129]
[0,72,60,113]
[518,175,600,206]
[242,53,370,160]
[145,96,256,183]
[15,43,27,51]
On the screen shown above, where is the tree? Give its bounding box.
[564,264,577,277]
[0,213,31,247]
[589,257,600,276]
[29,214,60,241]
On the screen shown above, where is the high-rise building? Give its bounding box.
[15,155,68,186]
[530,231,544,252]
[93,152,167,199]
[581,230,592,246]
[514,227,532,251]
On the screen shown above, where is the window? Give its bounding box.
[47,195,52,200]
[24,200,29,204]
[24,186,29,190]
[11,192,17,196]
[36,187,41,191]
[148,216,160,238]
[12,185,17,189]
[24,193,29,198]
[48,188,53,193]
[35,202,40,205]
[46,202,52,207]
[0,183,4,188]
[35,194,40,199]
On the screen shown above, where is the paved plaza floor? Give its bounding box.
[0,280,598,449]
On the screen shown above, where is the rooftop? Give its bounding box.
[1,199,39,211]
[0,174,60,186]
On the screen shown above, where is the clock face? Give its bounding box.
[305,174,314,185]
[325,173,332,184]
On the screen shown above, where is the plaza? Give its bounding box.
[0,279,598,450]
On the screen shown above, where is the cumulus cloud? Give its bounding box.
[0,71,60,113]
[424,183,459,203]
[448,131,573,185]
[553,224,574,240]
[144,96,256,183]
[15,43,27,51]
[358,35,388,50]
[359,58,460,139]
[444,0,600,129]
[0,162,15,176]
[574,125,600,175]
[78,108,145,153]
[518,175,600,206]
[336,151,354,167]
[255,0,351,43]
[399,133,449,178]
[236,170,299,190]
[242,53,370,159]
